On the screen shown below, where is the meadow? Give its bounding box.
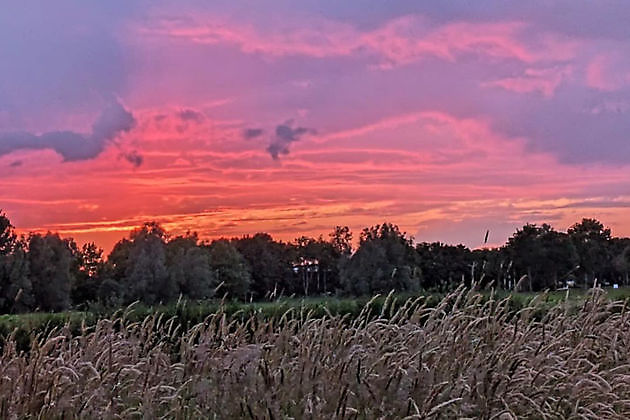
[1,287,630,418]
[3,286,629,352]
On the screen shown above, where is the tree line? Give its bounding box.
[1,212,629,313]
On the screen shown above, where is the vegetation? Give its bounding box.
[2,210,630,314]
[0,287,629,417]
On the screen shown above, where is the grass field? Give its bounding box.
[509,286,630,303]
[2,286,630,352]
[0,287,629,417]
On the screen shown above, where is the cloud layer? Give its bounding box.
[0,102,135,161]
[3,1,630,252]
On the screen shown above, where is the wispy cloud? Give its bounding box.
[140,15,574,67]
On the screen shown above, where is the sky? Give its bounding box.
[2,1,630,253]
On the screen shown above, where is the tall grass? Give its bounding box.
[0,287,629,418]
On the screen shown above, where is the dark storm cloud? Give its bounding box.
[243,128,264,139]
[0,101,135,162]
[177,109,205,123]
[267,122,315,159]
[122,150,144,167]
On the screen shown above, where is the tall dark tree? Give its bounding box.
[70,242,105,305]
[101,238,133,305]
[568,218,612,286]
[118,222,172,304]
[506,224,578,291]
[0,211,17,255]
[340,223,420,295]
[330,226,353,256]
[27,233,74,311]
[416,242,471,291]
[611,238,630,286]
[233,233,296,299]
[0,213,33,312]
[207,239,251,300]
[471,247,512,290]
[166,234,217,300]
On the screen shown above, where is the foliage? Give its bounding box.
[569,218,614,286]
[233,233,295,299]
[416,242,471,291]
[27,233,74,312]
[341,223,420,295]
[207,239,251,300]
[1,211,630,313]
[506,223,578,291]
[117,222,173,304]
[166,234,217,300]
[70,242,105,305]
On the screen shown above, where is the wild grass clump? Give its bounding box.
[0,287,629,418]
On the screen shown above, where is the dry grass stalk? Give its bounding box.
[0,287,629,418]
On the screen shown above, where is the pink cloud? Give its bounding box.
[587,55,616,90]
[484,66,573,97]
[5,105,630,252]
[363,19,535,65]
[139,15,575,67]
[586,53,630,91]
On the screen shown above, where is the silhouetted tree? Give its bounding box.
[611,238,630,286]
[0,213,33,312]
[0,211,17,255]
[71,242,105,305]
[568,218,613,286]
[233,233,296,299]
[294,235,343,295]
[167,234,217,300]
[471,247,512,290]
[506,224,578,291]
[28,233,74,311]
[119,222,172,304]
[330,226,353,256]
[207,239,251,300]
[416,242,471,291]
[340,223,419,295]
[102,238,132,305]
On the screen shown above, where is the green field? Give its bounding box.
[2,286,630,352]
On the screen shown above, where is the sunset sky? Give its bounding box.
[2,1,630,253]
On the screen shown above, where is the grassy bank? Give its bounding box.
[1,286,629,352]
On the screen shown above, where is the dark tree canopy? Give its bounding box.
[0,212,628,313]
[0,212,17,255]
[27,233,74,312]
[167,234,217,300]
[341,223,420,295]
[506,224,578,291]
[71,242,105,305]
[568,218,613,286]
[207,239,251,300]
[123,222,172,304]
[233,233,295,299]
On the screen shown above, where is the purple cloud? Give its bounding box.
[267,122,316,159]
[0,101,135,161]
